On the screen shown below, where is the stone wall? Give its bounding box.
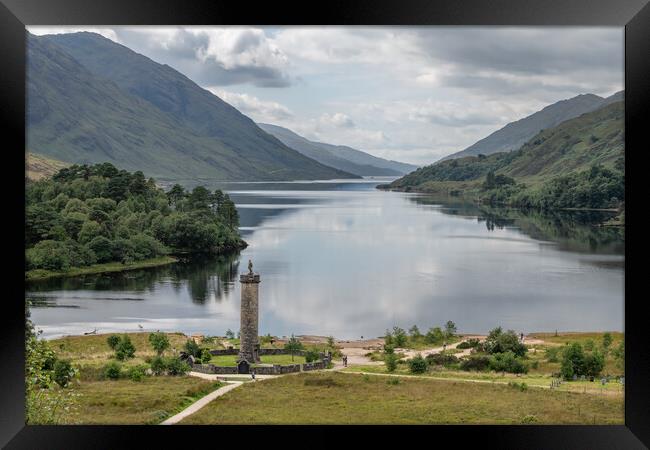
[258,348,307,356]
[191,364,238,374]
[302,361,325,371]
[252,365,281,375]
[210,348,309,356]
[209,348,239,356]
[279,364,301,374]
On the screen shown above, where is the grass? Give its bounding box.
[179,372,623,424]
[25,256,178,281]
[57,376,221,424]
[209,354,306,367]
[342,365,624,394]
[50,331,190,369]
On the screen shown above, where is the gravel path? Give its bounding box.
[160,381,243,425]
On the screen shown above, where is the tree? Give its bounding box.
[148,332,170,356]
[484,170,496,189]
[408,325,421,339]
[167,184,186,206]
[385,353,398,372]
[424,327,444,344]
[384,329,394,346]
[25,310,77,424]
[613,340,625,371]
[284,334,304,361]
[189,186,211,210]
[560,342,585,379]
[184,339,201,358]
[444,320,457,339]
[225,329,235,339]
[392,326,407,347]
[602,333,613,355]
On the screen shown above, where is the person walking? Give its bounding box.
[343,355,348,367]
[251,369,256,382]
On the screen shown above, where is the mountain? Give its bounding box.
[384,100,624,196]
[441,93,621,161]
[257,123,418,176]
[27,32,357,182]
[26,152,70,181]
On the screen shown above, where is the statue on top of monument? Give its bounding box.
[248,259,253,275]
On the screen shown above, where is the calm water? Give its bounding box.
[27,178,625,339]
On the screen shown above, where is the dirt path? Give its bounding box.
[334,335,487,368]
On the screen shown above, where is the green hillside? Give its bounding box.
[382,101,624,211]
[27,33,356,182]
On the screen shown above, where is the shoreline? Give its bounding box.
[25,256,179,281]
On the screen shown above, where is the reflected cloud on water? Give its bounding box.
[28,181,624,339]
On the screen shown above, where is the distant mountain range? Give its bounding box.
[384,99,624,192]
[441,91,624,161]
[27,32,357,182]
[257,123,419,177]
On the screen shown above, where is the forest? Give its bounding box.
[25,163,245,272]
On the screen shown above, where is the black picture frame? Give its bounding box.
[1,0,647,447]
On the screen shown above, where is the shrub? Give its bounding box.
[304,350,320,363]
[387,377,400,385]
[165,357,190,376]
[150,356,165,375]
[489,351,529,374]
[148,332,170,356]
[408,354,428,374]
[509,381,528,392]
[460,355,491,372]
[106,334,120,350]
[426,353,459,367]
[53,359,75,387]
[546,346,561,363]
[457,338,481,350]
[184,339,201,358]
[200,348,212,364]
[385,353,398,373]
[484,327,527,357]
[127,364,148,382]
[104,361,122,380]
[521,414,538,424]
[115,335,136,361]
[531,360,539,370]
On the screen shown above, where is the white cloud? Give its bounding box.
[208,88,294,121]
[28,26,623,164]
[319,112,355,129]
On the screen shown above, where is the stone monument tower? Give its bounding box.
[238,259,261,363]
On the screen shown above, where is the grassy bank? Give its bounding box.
[180,372,623,424]
[50,332,193,368]
[210,354,306,367]
[58,377,221,424]
[25,256,178,281]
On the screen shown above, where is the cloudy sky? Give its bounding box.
[28,26,623,165]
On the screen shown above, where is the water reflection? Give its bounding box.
[28,181,624,339]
